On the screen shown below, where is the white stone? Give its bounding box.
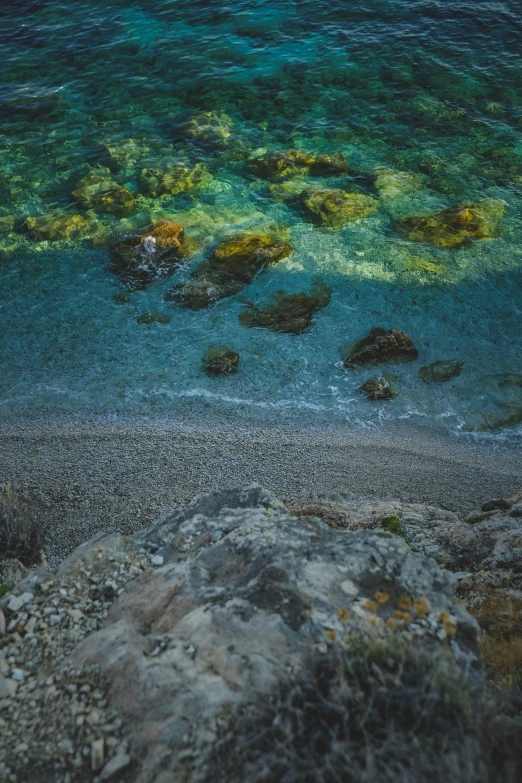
[7,592,33,613]
[151,555,164,566]
[91,738,105,771]
[0,674,17,699]
[100,752,131,780]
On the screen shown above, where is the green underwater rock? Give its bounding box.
[359,376,396,400]
[138,159,212,198]
[202,345,240,377]
[110,220,188,288]
[89,138,150,172]
[419,360,464,384]
[373,169,422,200]
[403,256,445,275]
[463,374,522,432]
[267,180,309,202]
[238,280,331,334]
[344,328,418,368]
[394,198,506,248]
[180,111,235,147]
[19,212,93,241]
[167,234,293,310]
[299,189,378,230]
[72,171,136,218]
[248,150,349,180]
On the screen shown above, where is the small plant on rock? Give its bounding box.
[380,514,405,537]
[0,482,42,567]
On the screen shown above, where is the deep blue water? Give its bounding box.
[1,0,522,439]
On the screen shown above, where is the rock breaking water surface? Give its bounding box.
[1,0,522,442]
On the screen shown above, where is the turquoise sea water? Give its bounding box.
[1,0,522,440]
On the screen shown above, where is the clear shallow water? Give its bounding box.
[1,0,522,440]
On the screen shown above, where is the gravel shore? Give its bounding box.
[1,415,521,566]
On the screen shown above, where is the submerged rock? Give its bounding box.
[359,376,396,400]
[19,211,92,241]
[463,373,522,431]
[248,150,349,180]
[110,220,187,287]
[267,179,309,202]
[71,171,135,218]
[419,359,464,384]
[373,169,422,200]
[239,280,331,334]
[136,312,172,325]
[299,189,378,230]
[344,327,418,367]
[89,137,148,172]
[138,158,211,198]
[202,345,240,376]
[167,234,292,309]
[394,198,505,248]
[403,256,445,275]
[181,111,235,147]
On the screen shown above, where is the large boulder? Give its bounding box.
[394,198,505,248]
[238,281,331,334]
[18,211,93,241]
[72,170,135,218]
[138,158,211,198]
[248,150,349,180]
[463,373,522,431]
[110,220,188,288]
[167,234,292,309]
[299,189,378,230]
[2,484,520,783]
[343,327,418,367]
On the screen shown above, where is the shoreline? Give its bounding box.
[1,414,521,566]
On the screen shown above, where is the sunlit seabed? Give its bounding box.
[1,0,522,443]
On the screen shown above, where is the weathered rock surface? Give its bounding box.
[344,327,418,367]
[299,188,378,230]
[0,483,489,783]
[394,198,505,247]
[239,280,331,334]
[419,359,464,384]
[110,220,188,288]
[373,168,422,200]
[167,233,292,309]
[180,111,235,147]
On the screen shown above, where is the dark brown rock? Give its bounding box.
[344,328,418,367]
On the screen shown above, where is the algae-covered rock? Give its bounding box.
[138,158,211,198]
[19,212,93,241]
[167,234,292,310]
[373,169,422,200]
[344,327,418,367]
[72,171,135,218]
[202,345,240,377]
[299,189,378,230]
[89,138,148,172]
[110,220,187,287]
[248,150,349,180]
[403,256,445,275]
[267,180,309,202]
[359,376,396,400]
[394,198,505,248]
[181,111,235,147]
[463,374,522,432]
[239,280,331,334]
[166,278,243,311]
[419,360,464,384]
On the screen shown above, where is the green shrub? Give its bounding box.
[464,511,493,524]
[0,483,42,566]
[0,583,13,599]
[204,638,522,783]
[380,514,405,537]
